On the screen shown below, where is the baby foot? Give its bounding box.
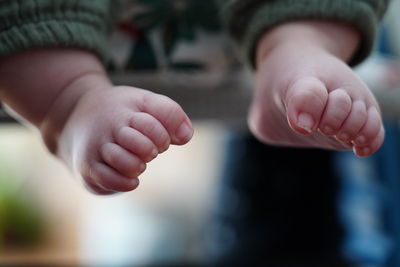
[248,47,384,157]
[55,82,193,195]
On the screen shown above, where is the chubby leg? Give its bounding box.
[248,21,384,157]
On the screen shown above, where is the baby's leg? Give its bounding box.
[0,49,193,195]
[248,21,384,157]
[55,80,193,194]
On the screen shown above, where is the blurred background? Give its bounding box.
[0,120,227,265]
[1,0,400,266]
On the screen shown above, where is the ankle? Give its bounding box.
[40,72,111,153]
[256,20,360,67]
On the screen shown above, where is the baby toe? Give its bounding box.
[319,89,352,136]
[115,126,158,162]
[130,112,171,153]
[369,126,385,154]
[141,93,193,145]
[285,77,328,135]
[353,125,385,157]
[82,179,117,195]
[353,106,382,147]
[89,161,140,192]
[336,100,367,142]
[100,143,146,179]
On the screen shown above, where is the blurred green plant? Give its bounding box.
[0,156,44,249]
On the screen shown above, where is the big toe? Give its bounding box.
[141,93,194,145]
[285,77,328,135]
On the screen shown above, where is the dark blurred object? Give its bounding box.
[206,133,347,266]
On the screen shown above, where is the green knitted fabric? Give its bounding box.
[0,0,389,66]
[0,0,120,61]
[217,0,390,68]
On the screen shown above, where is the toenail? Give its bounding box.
[297,113,314,133]
[352,146,357,156]
[322,126,334,135]
[338,132,350,141]
[159,139,170,153]
[151,148,158,159]
[355,135,366,145]
[137,163,146,175]
[175,122,193,142]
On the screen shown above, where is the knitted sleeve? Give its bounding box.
[0,0,120,61]
[216,0,390,67]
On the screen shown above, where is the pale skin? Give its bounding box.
[249,20,384,157]
[0,49,194,194]
[0,20,384,194]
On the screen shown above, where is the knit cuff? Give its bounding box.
[221,0,388,68]
[0,0,117,62]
